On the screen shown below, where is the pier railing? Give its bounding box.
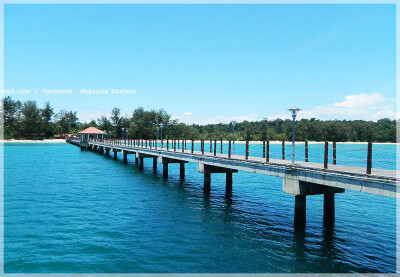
[85,138,389,175]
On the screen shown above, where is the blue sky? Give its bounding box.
[4,4,396,124]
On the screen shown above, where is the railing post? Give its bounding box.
[263,141,265,158]
[220,138,223,153]
[245,141,249,160]
[214,140,217,156]
[266,140,270,162]
[210,139,212,153]
[367,142,372,174]
[228,140,231,158]
[305,141,308,162]
[191,140,194,153]
[282,141,285,160]
[182,141,184,153]
[167,139,169,151]
[185,140,187,150]
[201,139,204,154]
[324,141,328,170]
[333,141,336,165]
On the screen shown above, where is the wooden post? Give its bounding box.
[266,141,269,162]
[202,140,204,154]
[367,142,372,174]
[228,140,231,158]
[282,141,285,160]
[324,141,328,170]
[263,141,265,158]
[245,141,249,160]
[210,139,212,153]
[305,141,309,162]
[191,140,194,153]
[174,140,176,152]
[333,141,336,165]
[185,140,187,150]
[182,141,184,153]
[214,140,217,156]
[220,138,223,154]
[167,139,169,151]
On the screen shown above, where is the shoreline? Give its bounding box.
[0,139,397,145]
[1,139,66,143]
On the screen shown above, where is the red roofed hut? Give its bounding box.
[79,127,107,142]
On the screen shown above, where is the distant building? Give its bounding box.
[79,127,106,142]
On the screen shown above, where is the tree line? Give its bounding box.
[2,96,397,142]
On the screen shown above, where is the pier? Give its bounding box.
[67,138,399,229]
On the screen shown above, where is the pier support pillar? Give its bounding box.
[105,149,109,156]
[283,175,344,229]
[294,195,306,228]
[80,146,85,151]
[113,151,117,160]
[123,152,128,164]
[135,157,138,164]
[163,163,168,178]
[153,157,157,171]
[180,163,185,179]
[139,157,144,170]
[197,162,238,193]
[204,172,211,192]
[226,172,233,192]
[323,194,335,226]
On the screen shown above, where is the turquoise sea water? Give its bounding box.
[4,142,397,273]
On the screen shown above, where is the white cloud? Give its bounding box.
[307,93,396,121]
[182,112,192,116]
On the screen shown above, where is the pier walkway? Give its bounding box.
[67,138,399,228]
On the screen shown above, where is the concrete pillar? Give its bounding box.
[294,195,306,229]
[153,157,157,171]
[139,157,144,170]
[80,146,85,151]
[123,153,128,164]
[135,157,138,164]
[323,194,335,226]
[105,149,110,156]
[204,172,211,192]
[113,151,117,160]
[226,172,233,192]
[163,163,168,178]
[180,163,185,179]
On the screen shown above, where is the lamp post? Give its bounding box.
[126,129,128,145]
[121,128,125,145]
[288,106,301,165]
[160,123,163,149]
[231,120,237,155]
[156,127,160,148]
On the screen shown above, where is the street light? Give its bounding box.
[160,124,163,149]
[231,120,237,155]
[156,127,160,148]
[288,106,301,165]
